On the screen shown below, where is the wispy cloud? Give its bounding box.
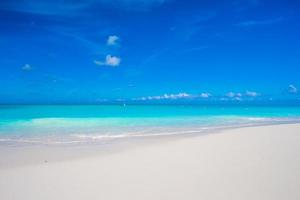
[220,96,242,101]
[199,93,211,98]
[245,91,259,97]
[172,11,217,42]
[134,93,191,101]
[45,25,108,55]
[94,55,121,67]
[107,35,119,46]
[22,64,32,71]
[235,96,242,101]
[288,84,298,94]
[0,0,93,15]
[226,92,236,98]
[0,0,170,15]
[226,91,259,99]
[134,92,215,101]
[134,90,262,102]
[180,46,209,54]
[107,0,170,11]
[237,17,284,27]
[232,0,261,11]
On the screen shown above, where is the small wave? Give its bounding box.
[245,117,269,121]
[73,134,129,140]
[71,128,211,140]
[1,116,300,146]
[0,138,12,142]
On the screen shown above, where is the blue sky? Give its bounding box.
[0,0,299,104]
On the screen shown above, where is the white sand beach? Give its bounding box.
[0,124,299,200]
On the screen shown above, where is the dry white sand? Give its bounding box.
[0,124,299,200]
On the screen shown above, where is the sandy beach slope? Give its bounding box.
[0,124,299,200]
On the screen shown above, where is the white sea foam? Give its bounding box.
[1,116,300,146]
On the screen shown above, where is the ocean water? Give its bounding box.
[0,105,300,145]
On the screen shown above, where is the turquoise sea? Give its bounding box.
[0,105,300,145]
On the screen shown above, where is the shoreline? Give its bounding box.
[0,123,300,200]
[1,118,299,145]
[0,122,299,169]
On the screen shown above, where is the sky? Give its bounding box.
[0,0,299,104]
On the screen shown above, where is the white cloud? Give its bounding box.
[107,35,119,46]
[22,64,32,71]
[135,93,191,101]
[226,92,235,98]
[288,84,298,94]
[199,93,211,98]
[94,55,121,67]
[225,92,242,101]
[135,90,262,101]
[245,91,259,97]
[225,91,258,99]
[235,97,242,101]
[105,55,121,66]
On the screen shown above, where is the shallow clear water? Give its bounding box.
[1,105,300,145]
